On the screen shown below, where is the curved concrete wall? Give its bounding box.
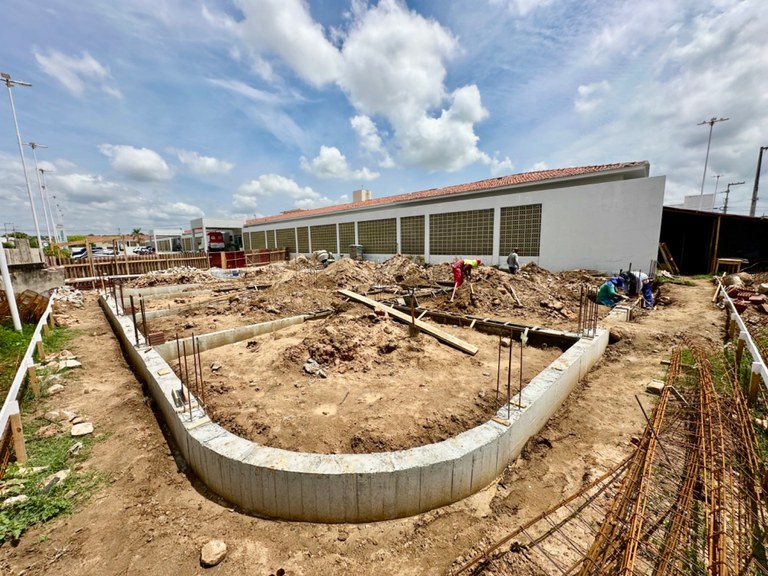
[100,296,608,522]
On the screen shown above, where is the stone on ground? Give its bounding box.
[71,422,94,436]
[200,539,227,567]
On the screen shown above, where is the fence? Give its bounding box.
[46,248,290,281]
[46,252,211,280]
[717,279,768,405]
[0,295,55,480]
[244,248,290,267]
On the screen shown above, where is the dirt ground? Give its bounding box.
[196,312,562,453]
[0,261,734,576]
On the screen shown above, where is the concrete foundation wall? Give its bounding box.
[101,296,608,522]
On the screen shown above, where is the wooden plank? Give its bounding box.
[338,289,479,356]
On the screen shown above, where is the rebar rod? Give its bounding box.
[182,340,192,419]
[496,335,502,402]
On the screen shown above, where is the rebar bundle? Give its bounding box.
[451,341,768,575]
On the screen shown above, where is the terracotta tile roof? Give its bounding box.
[245,161,648,226]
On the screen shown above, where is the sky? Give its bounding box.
[1,0,767,238]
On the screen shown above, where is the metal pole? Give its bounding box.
[723,181,745,215]
[507,331,513,419]
[28,144,52,242]
[698,117,729,203]
[39,168,57,244]
[130,295,139,346]
[750,146,767,218]
[2,74,43,253]
[496,334,502,401]
[0,241,22,330]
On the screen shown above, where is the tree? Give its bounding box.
[131,228,142,244]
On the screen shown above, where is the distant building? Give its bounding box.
[242,161,666,273]
[681,193,716,212]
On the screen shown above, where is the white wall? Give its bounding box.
[243,174,665,273]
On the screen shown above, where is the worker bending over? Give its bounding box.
[450,258,481,301]
[596,276,628,307]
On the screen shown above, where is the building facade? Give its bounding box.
[243,162,665,273]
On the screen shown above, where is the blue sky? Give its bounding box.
[1,0,766,238]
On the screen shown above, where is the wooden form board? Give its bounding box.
[338,289,479,356]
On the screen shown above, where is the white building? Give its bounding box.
[242,161,665,273]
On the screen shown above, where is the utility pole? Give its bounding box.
[751,146,768,217]
[39,169,56,242]
[698,116,729,203]
[723,181,745,215]
[27,142,52,242]
[1,72,43,254]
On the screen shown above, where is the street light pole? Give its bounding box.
[698,116,729,202]
[1,72,43,255]
[39,168,57,242]
[722,181,745,215]
[27,142,52,242]
[750,146,768,218]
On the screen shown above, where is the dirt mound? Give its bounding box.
[129,267,229,288]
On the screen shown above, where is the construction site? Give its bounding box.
[1,250,767,575]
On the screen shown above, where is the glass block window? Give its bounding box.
[358,218,397,254]
[182,237,193,251]
[243,232,251,251]
[338,222,355,253]
[430,209,494,255]
[401,215,425,254]
[499,204,542,257]
[310,224,338,253]
[250,231,267,250]
[297,226,309,253]
[276,227,297,252]
[266,230,276,249]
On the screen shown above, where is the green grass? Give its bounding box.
[0,323,35,395]
[42,326,78,353]
[655,275,696,286]
[0,417,105,542]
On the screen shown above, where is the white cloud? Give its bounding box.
[53,173,122,202]
[234,173,320,210]
[226,0,500,173]
[98,144,172,181]
[232,0,342,86]
[398,85,494,172]
[164,201,204,217]
[351,115,394,167]
[488,0,553,17]
[172,149,234,175]
[34,50,121,98]
[574,81,610,114]
[300,146,379,181]
[530,161,548,171]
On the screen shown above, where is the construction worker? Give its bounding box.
[507,248,519,274]
[596,276,627,307]
[450,258,481,301]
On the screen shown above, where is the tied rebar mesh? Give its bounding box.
[450,342,768,576]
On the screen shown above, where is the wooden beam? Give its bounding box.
[338,289,479,355]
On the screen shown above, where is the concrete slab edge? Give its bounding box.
[99,295,608,523]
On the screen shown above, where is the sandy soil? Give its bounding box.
[0,268,730,576]
[194,308,562,453]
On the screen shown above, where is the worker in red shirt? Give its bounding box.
[450,258,481,301]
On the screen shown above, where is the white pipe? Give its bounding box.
[0,244,22,330]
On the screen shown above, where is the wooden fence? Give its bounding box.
[45,248,290,281]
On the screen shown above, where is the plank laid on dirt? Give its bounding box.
[338,288,479,356]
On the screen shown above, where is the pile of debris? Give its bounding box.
[52,286,84,308]
[129,267,230,288]
[724,284,768,315]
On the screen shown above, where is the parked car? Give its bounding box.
[135,246,155,255]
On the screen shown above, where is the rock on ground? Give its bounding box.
[200,539,227,567]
